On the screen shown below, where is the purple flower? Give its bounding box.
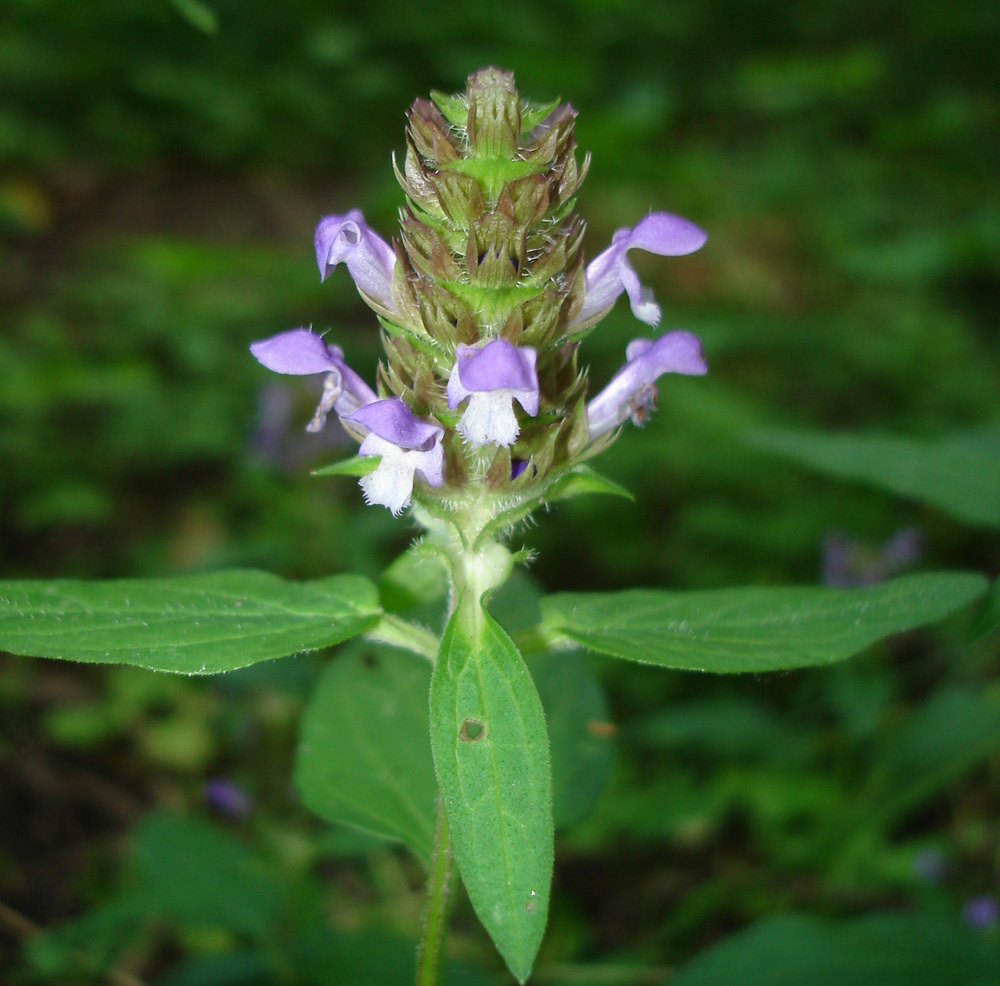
[314,209,397,314]
[203,778,253,820]
[963,896,999,929]
[446,340,539,448]
[249,328,377,433]
[586,331,707,439]
[573,212,707,329]
[822,527,925,588]
[346,398,444,515]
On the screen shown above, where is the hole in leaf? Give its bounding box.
[459,718,485,742]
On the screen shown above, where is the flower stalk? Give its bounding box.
[415,800,453,986]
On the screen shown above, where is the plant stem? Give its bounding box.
[365,613,440,662]
[415,799,452,986]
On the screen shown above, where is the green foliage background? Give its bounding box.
[0,0,997,982]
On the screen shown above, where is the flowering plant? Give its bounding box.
[0,69,986,984]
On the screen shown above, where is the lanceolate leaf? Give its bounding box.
[540,572,986,674]
[545,465,634,503]
[0,570,379,674]
[430,609,553,984]
[295,646,437,859]
[753,429,1000,528]
[311,454,381,477]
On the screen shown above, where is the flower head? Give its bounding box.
[447,340,539,448]
[586,331,707,439]
[250,71,711,522]
[314,209,397,315]
[574,213,707,329]
[250,328,377,432]
[346,398,444,515]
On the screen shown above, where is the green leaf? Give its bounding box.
[753,429,1000,528]
[545,465,633,503]
[311,454,380,477]
[168,0,219,35]
[531,651,615,828]
[968,577,1000,642]
[868,687,1000,824]
[540,572,987,673]
[0,570,379,673]
[133,813,279,936]
[669,912,1000,986]
[430,608,553,983]
[295,645,437,859]
[377,546,449,614]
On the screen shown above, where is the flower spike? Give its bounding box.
[346,398,444,515]
[586,331,707,440]
[252,71,712,524]
[249,328,377,431]
[574,213,707,329]
[447,340,539,449]
[314,209,397,314]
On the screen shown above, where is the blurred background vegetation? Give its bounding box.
[0,0,997,982]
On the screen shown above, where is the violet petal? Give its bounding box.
[356,423,444,516]
[314,209,396,310]
[347,397,443,450]
[574,212,707,328]
[250,328,378,433]
[446,340,539,448]
[250,328,341,375]
[586,330,707,439]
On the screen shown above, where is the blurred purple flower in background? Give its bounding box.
[250,382,352,473]
[203,778,253,820]
[822,528,924,588]
[963,896,999,929]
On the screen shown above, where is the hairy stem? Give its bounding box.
[415,799,453,986]
[365,613,440,662]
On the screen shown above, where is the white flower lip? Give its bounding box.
[347,398,445,515]
[446,340,539,449]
